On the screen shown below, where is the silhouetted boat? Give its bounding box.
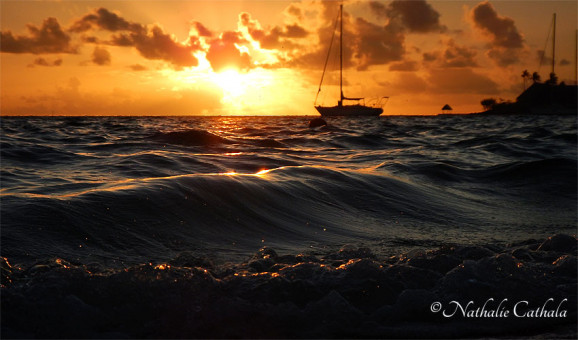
[314,4,388,117]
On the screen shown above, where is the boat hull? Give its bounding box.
[315,105,383,117]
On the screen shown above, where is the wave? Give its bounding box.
[1,142,81,165]
[0,166,466,264]
[2,163,575,268]
[382,157,576,186]
[152,129,233,146]
[484,157,577,181]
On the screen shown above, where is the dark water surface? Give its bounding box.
[1,115,576,338]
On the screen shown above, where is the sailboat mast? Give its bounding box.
[339,4,343,105]
[552,13,556,74]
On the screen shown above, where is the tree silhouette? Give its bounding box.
[532,72,541,83]
[481,98,497,111]
[521,69,530,90]
[547,72,558,85]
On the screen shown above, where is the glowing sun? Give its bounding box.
[211,69,246,99]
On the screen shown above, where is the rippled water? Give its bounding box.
[1,115,576,338]
[2,115,575,264]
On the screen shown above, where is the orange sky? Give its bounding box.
[1,0,577,116]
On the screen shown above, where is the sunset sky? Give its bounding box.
[1,0,577,116]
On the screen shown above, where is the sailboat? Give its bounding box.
[314,4,388,117]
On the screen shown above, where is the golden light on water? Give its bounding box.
[255,169,271,176]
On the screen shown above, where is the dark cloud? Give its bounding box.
[284,24,308,38]
[108,26,199,67]
[69,8,143,33]
[131,26,199,67]
[470,2,525,67]
[488,48,520,67]
[535,50,570,68]
[471,1,523,48]
[110,33,134,47]
[82,36,100,44]
[290,1,442,71]
[370,0,445,33]
[92,46,111,65]
[206,31,251,72]
[354,17,404,71]
[423,39,478,68]
[191,21,213,37]
[286,4,303,21]
[283,26,332,69]
[129,64,147,71]
[1,17,76,54]
[70,8,198,68]
[423,52,437,62]
[239,12,307,50]
[285,4,406,71]
[388,60,418,72]
[28,57,63,67]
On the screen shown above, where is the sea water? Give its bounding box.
[1,115,576,338]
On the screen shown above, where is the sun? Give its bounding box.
[211,68,246,99]
[172,62,291,115]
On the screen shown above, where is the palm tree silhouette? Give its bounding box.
[521,70,530,90]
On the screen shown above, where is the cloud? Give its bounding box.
[109,33,134,47]
[281,2,408,72]
[191,21,213,37]
[470,1,524,67]
[348,0,446,70]
[72,8,199,68]
[238,12,308,50]
[427,68,499,94]
[423,39,478,68]
[285,4,303,21]
[487,48,520,68]
[206,31,251,72]
[388,60,418,72]
[379,72,428,95]
[1,18,76,54]
[82,36,100,44]
[288,1,446,72]
[109,26,199,68]
[129,64,147,71]
[3,7,200,69]
[28,57,63,67]
[69,8,143,33]
[471,2,523,48]
[370,0,445,33]
[92,46,111,65]
[130,26,199,68]
[353,17,405,71]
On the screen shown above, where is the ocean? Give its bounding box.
[1,114,576,338]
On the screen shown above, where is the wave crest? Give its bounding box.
[152,129,232,146]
